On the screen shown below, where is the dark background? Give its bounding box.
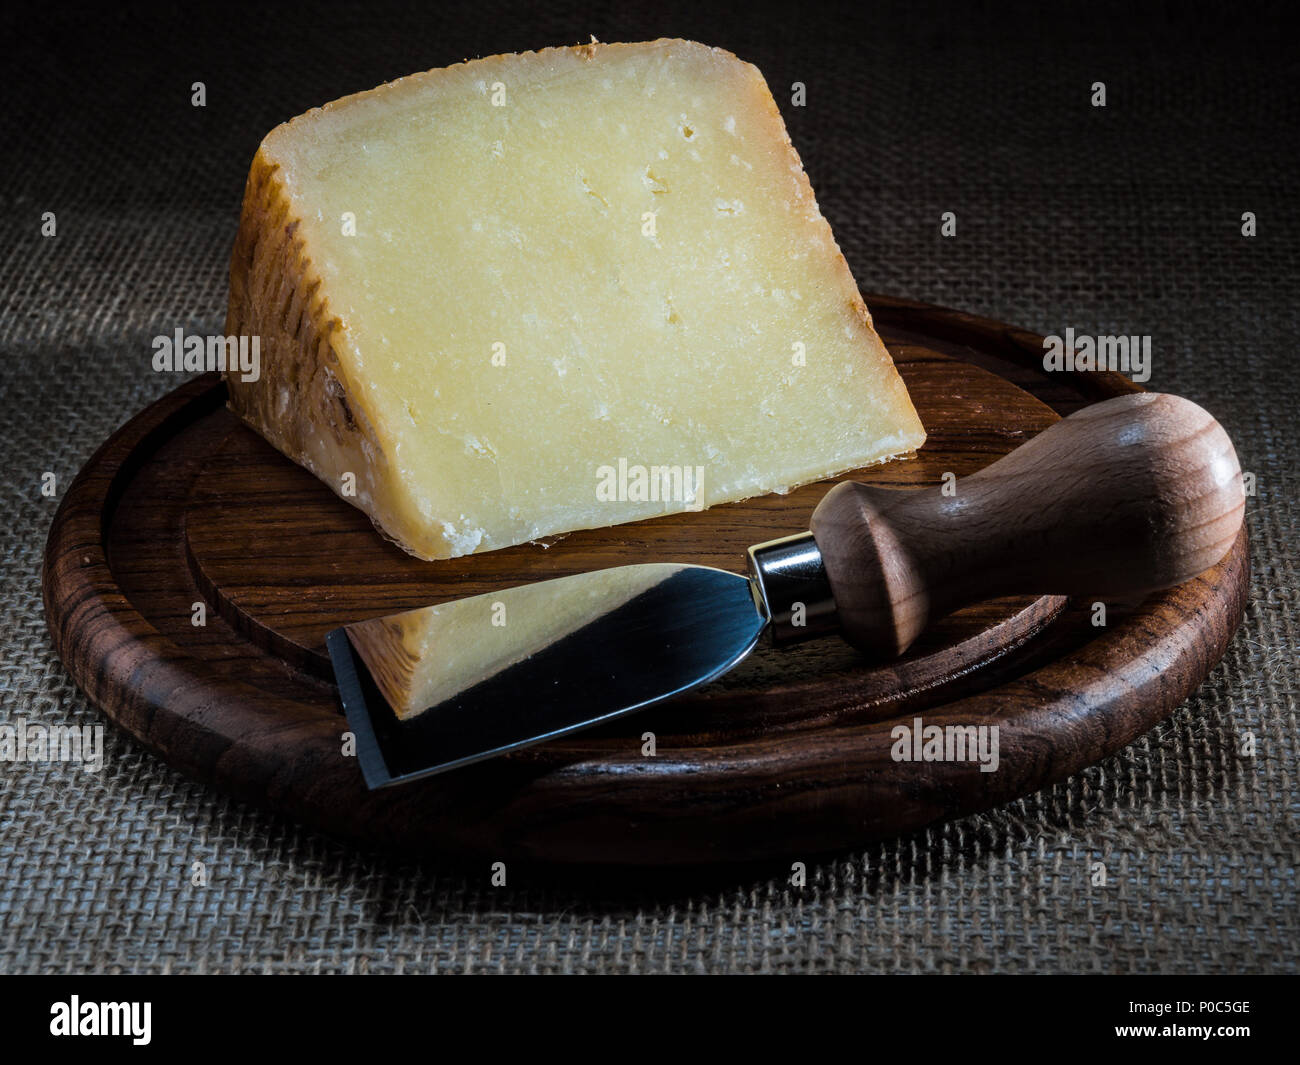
[1,0,1295,973]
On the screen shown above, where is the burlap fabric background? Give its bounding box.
[2,1,1295,973]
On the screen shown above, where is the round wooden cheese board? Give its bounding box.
[42,295,1249,865]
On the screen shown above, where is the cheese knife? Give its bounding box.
[327,392,1244,788]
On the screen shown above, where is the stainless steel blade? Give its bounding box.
[327,564,767,787]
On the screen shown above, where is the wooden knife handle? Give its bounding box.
[809,392,1244,656]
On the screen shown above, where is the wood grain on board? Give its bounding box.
[42,296,1249,865]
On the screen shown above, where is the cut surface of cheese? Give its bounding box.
[346,565,684,719]
[225,39,925,560]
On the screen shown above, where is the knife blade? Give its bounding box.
[329,565,767,786]
[328,392,1245,788]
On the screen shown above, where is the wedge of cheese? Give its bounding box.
[225,39,925,560]
[346,566,682,719]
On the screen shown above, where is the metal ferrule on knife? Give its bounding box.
[746,532,839,645]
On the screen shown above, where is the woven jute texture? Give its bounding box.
[1,1,1295,973]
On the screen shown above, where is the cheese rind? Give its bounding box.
[225,39,925,559]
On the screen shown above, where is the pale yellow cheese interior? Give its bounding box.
[234,40,925,559]
[347,566,684,718]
